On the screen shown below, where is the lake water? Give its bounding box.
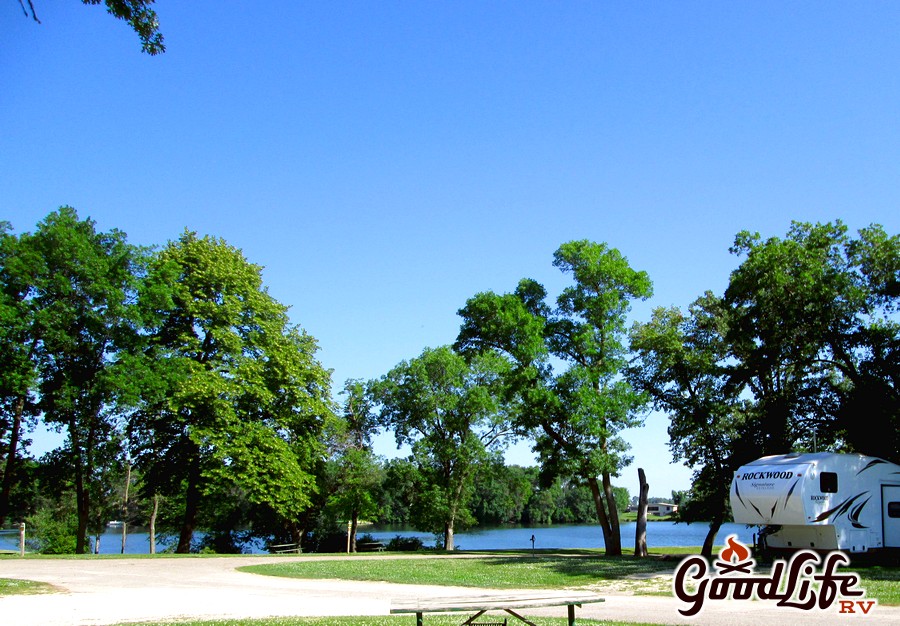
[366,522,755,551]
[1,521,755,554]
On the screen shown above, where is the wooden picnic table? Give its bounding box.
[391,593,605,626]
[266,542,302,554]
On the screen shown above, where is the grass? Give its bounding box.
[854,564,900,605]
[0,577,57,595]
[242,551,900,605]
[117,618,653,626]
[241,553,680,592]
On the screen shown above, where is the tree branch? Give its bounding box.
[19,0,41,23]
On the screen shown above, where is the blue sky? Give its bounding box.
[3,2,900,499]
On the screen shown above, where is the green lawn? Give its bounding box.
[0,577,57,595]
[242,552,900,605]
[856,565,900,605]
[241,553,680,592]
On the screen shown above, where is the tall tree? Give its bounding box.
[632,221,899,555]
[128,231,333,552]
[629,296,750,557]
[725,221,899,461]
[326,379,381,552]
[456,240,652,556]
[22,208,143,553]
[456,240,652,555]
[373,347,512,550]
[0,223,40,526]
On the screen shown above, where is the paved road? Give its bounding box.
[1,555,897,625]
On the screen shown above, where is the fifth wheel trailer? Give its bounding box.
[730,452,900,554]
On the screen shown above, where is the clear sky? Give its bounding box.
[3,2,900,500]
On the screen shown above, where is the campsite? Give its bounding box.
[3,3,900,625]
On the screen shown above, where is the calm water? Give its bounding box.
[367,522,755,551]
[1,521,754,554]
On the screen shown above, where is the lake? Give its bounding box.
[1,521,755,555]
[366,522,755,551]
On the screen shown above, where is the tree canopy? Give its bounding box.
[630,220,900,555]
[128,231,333,552]
[372,346,513,550]
[4,211,897,555]
[456,240,652,556]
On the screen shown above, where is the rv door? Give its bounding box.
[884,485,900,548]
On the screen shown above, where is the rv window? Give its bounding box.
[889,502,900,519]
[820,472,838,493]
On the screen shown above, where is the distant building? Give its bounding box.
[647,502,678,516]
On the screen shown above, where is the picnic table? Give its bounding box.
[266,542,302,554]
[391,592,604,626]
[356,541,386,552]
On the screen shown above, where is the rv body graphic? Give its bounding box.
[730,452,900,554]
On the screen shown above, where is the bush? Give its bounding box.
[25,503,79,554]
[386,535,424,551]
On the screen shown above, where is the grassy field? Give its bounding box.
[241,552,677,592]
[0,577,57,595]
[242,551,900,605]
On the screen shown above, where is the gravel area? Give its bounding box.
[1,555,897,626]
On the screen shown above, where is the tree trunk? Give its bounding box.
[586,475,614,553]
[289,521,303,552]
[70,417,89,555]
[149,493,159,555]
[177,456,202,553]
[0,395,25,527]
[601,471,623,556]
[702,507,726,559]
[350,510,359,553]
[635,468,649,558]
[444,521,455,551]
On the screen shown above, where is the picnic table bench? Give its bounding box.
[266,542,302,554]
[356,541,386,552]
[391,593,604,626]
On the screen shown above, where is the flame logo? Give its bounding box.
[720,535,751,562]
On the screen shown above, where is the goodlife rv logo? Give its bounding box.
[672,536,876,617]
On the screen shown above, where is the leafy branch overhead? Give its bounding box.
[18,0,165,55]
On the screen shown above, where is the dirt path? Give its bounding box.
[1,555,896,626]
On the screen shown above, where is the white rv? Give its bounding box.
[730,452,900,554]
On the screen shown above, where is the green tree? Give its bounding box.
[631,221,899,556]
[376,457,421,525]
[456,240,652,556]
[629,296,749,557]
[128,231,333,552]
[373,347,512,550]
[725,221,899,461]
[471,461,533,525]
[18,208,144,553]
[612,485,630,514]
[0,222,40,527]
[18,0,165,54]
[325,379,382,552]
[523,481,559,525]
